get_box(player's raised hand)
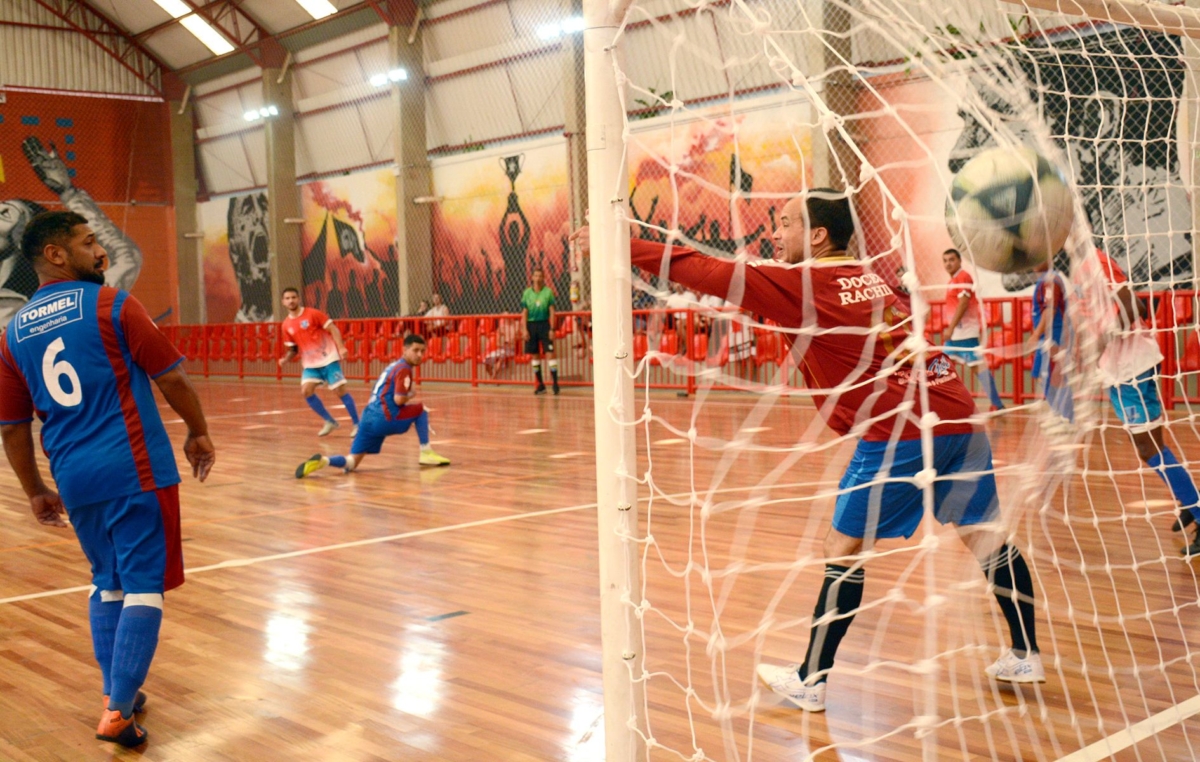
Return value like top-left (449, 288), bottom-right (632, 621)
top-left (569, 225), bottom-right (590, 257)
top-left (184, 433), bottom-right (216, 482)
top-left (30, 488), bottom-right (67, 528)
top-left (21, 137), bottom-right (72, 194)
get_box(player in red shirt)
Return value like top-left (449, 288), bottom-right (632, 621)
top-left (1085, 250), bottom-right (1200, 552)
top-left (573, 190), bottom-right (1043, 711)
top-left (940, 248), bottom-right (1005, 411)
top-left (277, 287), bottom-right (360, 437)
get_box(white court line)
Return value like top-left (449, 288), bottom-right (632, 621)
top-left (654, 438), bottom-right (688, 445)
top-left (1055, 695), bottom-right (1200, 762)
top-left (549, 451), bottom-right (587, 459)
top-left (517, 428), bottom-right (550, 435)
top-left (0, 479), bottom-right (824, 606)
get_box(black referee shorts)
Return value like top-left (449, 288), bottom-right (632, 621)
top-left (525, 320), bottom-right (554, 355)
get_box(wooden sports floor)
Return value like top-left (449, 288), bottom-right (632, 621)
top-left (3, 378), bottom-right (1200, 761)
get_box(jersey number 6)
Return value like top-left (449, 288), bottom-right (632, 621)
top-left (42, 337), bottom-right (83, 407)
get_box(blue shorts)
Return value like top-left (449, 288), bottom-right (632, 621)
top-left (301, 361), bottom-right (347, 389)
top-left (832, 433), bottom-right (999, 540)
top-left (1109, 369), bottom-right (1163, 431)
top-left (943, 337), bottom-right (983, 364)
top-left (67, 486), bottom-right (184, 594)
top-left (351, 410), bottom-right (425, 455)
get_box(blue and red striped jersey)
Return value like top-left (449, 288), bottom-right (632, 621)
top-left (366, 358), bottom-right (423, 421)
top-left (0, 281), bottom-right (183, 507)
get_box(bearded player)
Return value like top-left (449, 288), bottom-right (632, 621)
top-left (294, 334), bottom-right (450, 477)
top-left (573, 189), bottom-right (1042, 712)
top-left (277, 287), bottom-right (360, 437)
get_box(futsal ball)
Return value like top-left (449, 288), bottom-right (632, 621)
top-left (945, 146), bottom-right (1073, 273)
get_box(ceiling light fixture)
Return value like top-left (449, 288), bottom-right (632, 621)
top-left (294, 0), bottom-right (338, 19)
top-left (151, 0), bottom-right (235, 56)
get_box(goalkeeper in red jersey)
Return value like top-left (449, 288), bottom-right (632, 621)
top-left (573, 190), bottom-right (1043, 712)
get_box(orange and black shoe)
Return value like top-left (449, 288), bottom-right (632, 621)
top-left (101, 690), bottom-right (147, 715)
top-left (96, 708), bottom-right (148, 748)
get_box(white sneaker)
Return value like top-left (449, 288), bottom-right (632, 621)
top-left (350, 424), bottom-right (359, 438)
top-left (756, 663), bottom-right (826, 712)
top-left (318, 420), bottom-right (339, 437)
top-left (985, 649), bottom-right (1046, 683)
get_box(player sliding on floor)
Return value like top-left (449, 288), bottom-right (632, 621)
top-left (573, 190), bottom-right (1043, 713)
top-left (295, 334), bottom-right (450, 477)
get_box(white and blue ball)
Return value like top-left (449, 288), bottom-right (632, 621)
top-left (946, 145), bottom-right (1073, 273)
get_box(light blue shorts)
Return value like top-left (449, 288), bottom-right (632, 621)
top-left (1109, 369), bottom-right (1163, 432)
top-left (943, 337), bottom-right (983, 364)
top-left (301, 361), bottom-right (347, 389)
top-left (832, 433), bottom-right (999, 540)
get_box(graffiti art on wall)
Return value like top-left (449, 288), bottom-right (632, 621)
top-left (625, 103), bottom-right (813, 265)
top-left (431, 139), bottom-right (572, 315)
top-left (200, 192), bottom-right (271, 323)
top-left (0, 90), bottom-right (172, 325)
top-left (301, 169), bottom-right (399, 319)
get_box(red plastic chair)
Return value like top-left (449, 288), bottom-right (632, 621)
top-left (1183, 331), bottom-right (1200, 373)
top-left (426, 336), bottom-right (446, 363)
top-left (633, 334), bottom-right (648, 362)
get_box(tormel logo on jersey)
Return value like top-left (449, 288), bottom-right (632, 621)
top-left (13, 289), bottom-right (84, 343)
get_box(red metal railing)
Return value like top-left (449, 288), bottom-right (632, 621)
top-left (160, 292), bottom-right (1200, 405)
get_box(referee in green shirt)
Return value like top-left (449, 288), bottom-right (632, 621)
top-left (521, 267), bottom-right (558, 394)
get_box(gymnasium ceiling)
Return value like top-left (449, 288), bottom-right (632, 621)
top-left (7, 0), bottom-right (417, 93)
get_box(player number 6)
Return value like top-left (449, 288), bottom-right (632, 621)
top-left (42, 337), bottom-right (83, 407)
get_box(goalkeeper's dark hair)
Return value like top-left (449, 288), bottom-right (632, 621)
top-left (404, 333), bottom-right (427, 347)
top-left (805, 189), bottom-right (856, 251)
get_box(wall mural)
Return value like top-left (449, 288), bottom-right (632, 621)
top-left (626, 102), bottom-right (813, 260)
top-left (0, 89), bottom-right (173, 325)
top-left (431, 140), bottom-right (572, 315)
top-left (300, 169), bottom-right (399, 319)
top-left (200, 192), bottom-right (271, 323)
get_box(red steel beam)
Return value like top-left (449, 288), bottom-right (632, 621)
top-left (27, 0), bottom-right (186, 98)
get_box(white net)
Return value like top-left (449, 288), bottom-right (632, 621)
top-left (602, 0), bottom-right (1200, 759)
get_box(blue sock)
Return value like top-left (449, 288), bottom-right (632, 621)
top-left (89, 594), bottom-right (123, 695)
top-left (415, 410), bottom-right (430, 446)
top-left (1045, 381), bottom-right (1075, 422)
top-left (329, 455), bottom-right (347, 468)
top-left (306, 394), bottom-right (335, 423)
top-left (1148, 448), bottom-right (1200, 517)
top-left (108, 604), bottom-right (162, 717)
top-left (980, 367), bottom-right (1004, 409)
top-left (340, 394), bottom-right (360, 424)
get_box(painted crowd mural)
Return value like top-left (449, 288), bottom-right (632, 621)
top-left (194, 26), bottom-right (1188, 323)
top-left (301, 169), bottom-right (400, 320)
top-left (0, 89), bottom-right (174, 325)
top-left (430, 139), bottom-right (573, 316)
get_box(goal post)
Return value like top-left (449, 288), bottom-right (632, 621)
top-left (584, 0), bottom-right (646, 759)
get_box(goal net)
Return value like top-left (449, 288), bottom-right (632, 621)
top-left (594, 0), bottom-right (1200, 758)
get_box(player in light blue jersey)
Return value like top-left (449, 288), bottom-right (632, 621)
top-left (0, 212), bottom-right (214, 749)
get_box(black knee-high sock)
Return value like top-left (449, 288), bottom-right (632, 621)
top-left (981, 544), bottom-right (1038, 655)
top-left (799, 564), bottom-right (865, 683)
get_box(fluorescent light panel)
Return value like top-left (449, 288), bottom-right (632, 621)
top-left (151, 0), bottom-right (190, 18)
top-left (294, 0), bottom-right (338, 19)
top-left (180, 15), bottom-right (235, 55)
